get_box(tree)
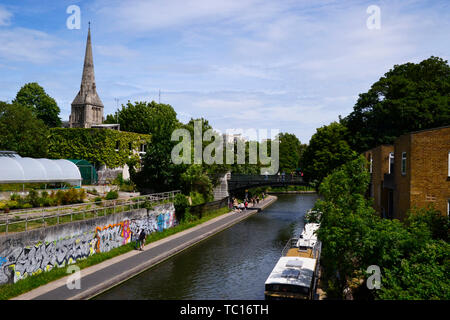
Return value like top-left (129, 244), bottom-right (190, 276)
top-left (13, 82), bottom-right (61, 128)
top-left (104, 101), bottom-right (179, 135)
top-left (130, 102), bottom-right (185, 192)
top-left (278, 132), bottom-right (303, 173)
top-left (0, 101), bottom-right (49, 157)
top-left (342, 56), bottom-right (450, 152)
top-left (300, 122), bottom-right (357, 186)
top-left (314, 156), bottom-right (450, 300)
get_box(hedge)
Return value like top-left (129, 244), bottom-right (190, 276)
top-left (48, 128), bottom-right (150, 169)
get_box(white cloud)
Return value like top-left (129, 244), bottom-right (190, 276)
top-left (0, 28), bottom-right (64, 64)
top-left (0, 6), bottom-right (12, 26)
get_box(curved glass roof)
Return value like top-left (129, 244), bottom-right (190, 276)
top-left (0, 155), bottom-right (82, 185)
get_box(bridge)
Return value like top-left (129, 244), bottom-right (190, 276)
top-left (226, 174), bottom-right (307, 192)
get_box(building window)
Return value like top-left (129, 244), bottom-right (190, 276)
top-left (115, 141), bottom-right (120, 151)
top-left (389, 152), bottom-right (394, 174)
top-left (448, 151), bottom-right (450, 177)
top-left (139, 144), bottom-right (147, 154)
top-left (401, 152), bottom-right (406, 175)
top-left (369, 154), bottom-right (373, 173)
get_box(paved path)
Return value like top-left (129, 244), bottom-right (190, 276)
top-left (12, 196), bottom-right (277, 300)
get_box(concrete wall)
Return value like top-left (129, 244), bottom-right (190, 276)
top-left (0, 203), bottom-right (176, 285)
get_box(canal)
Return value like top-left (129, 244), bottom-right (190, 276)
top-left (94, 194), bottom-right (318, 300)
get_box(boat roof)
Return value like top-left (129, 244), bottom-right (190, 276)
top-left (296, 223), bottom-right (320, 248)
top-left (265, 256), bottom-right (316, 288)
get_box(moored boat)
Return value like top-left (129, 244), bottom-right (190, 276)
top-left (264, 218), bottom-right (321, 300)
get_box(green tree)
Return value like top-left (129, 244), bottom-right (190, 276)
top-left (314, 156), bottom-right (450, 300)
top-left (342, 56), bottom-right (450, 152)
top-left (278, 132), bottom-right (303, 173)
top-left (13, 82), bottom-right (61, 128)
top-left (130, 102), bottom-right (185, 192)
top-left (105, 101), bottom-right (179, 135)
top-left (0, 101), bottom-right (48, 157)
top-left (300, 122), bottom-right (357, 186)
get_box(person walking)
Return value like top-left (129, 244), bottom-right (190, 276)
top-left (134, 229), bottom-right (141, 250)
top-left (138, 229), bottom-right (147, 251)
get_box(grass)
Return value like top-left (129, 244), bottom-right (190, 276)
top-left (0, 206), bottom-right (231, 300)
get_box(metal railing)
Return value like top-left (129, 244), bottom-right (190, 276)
top-left (0, 190), bottom-right (180, 235)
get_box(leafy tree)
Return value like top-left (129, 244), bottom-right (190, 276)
top-left (104, 101), bottom-right (179, 135)
top-left (13, 82), bottom-right (61, 128)
top-left (314, 156), bottom-right (450, 300)
top-left (342, 56), bottom-right (450, 152)
top-left (0, 101), bottom-right (48, 157)
top-left (300, 122), bottom-right (357, 186)
top-left (130, 102), bottom-right (185, 192)
top-left (278, 132), bottom-right (303, 173)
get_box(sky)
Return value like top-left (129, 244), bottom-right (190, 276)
top-left (0, 0), bottom-right (449, 143)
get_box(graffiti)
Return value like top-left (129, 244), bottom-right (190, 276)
top-left (94, 220), bottom-right (132, 253)
top-left (0, 204), bottom-right (177, 284)
top-left (0, 233), bottom-right (97, 284)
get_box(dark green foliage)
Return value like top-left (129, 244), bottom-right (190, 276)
top-left (174, 193), bottom-right (190, 221)
top-left (48, 128), bottom-right (150, 169)
top-left (104, 100), bottom-right (178, 135)
top-left (343, 56), bottom-right (450, 152)
top-left (315, 157), bottom-right (450, 300)
top-left (105, 190), bottom-right (119, 200)
top-left (278, 132), bottom-right (304, 173)
top-left (13, 82), bottom-right (61, 128)
top-left (300, 122), bottom-right (358, 186)
top-left (0, 101), bottom-right (49, 158)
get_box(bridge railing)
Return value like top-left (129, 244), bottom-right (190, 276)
top-left (228, 174), bottom-right (304, 183)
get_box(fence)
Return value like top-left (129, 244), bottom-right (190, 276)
top-left (0, 190), bottom-right (180, 235)
top-left (189, 196), bottom-right (230, 218)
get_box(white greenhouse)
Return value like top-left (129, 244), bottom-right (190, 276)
top-left (0, 151), bottom-right (82, 186)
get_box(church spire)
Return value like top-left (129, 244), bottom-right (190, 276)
top-left (80, 22), bottom-right (96, 94)
top-left (69, 23), bottom-right (104, 128)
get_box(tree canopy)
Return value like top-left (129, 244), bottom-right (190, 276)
top-left (277, 132), bottom-right (304, 173)
top-left (13, 82), bottom-right (61, 128)
top-left (342, 56), bottom-right (450, 152)
top-left (300, 122), bottom-right (357, 186)
top-left (0, 101), bottom-right (49, 158)
top-left (314, 157), bottom-right (450, 300)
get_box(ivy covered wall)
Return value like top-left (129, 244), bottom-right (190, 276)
top-left (48, 128), bottom-right (150, 169)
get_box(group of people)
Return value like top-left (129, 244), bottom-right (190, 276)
top-left (229, 192), bottom-right (266, 213)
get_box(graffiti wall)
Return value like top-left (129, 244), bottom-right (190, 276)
top-left (0, 203), bottom-right (176, 284)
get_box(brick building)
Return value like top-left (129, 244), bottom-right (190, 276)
top-left (364, 126), bottom-right (450, 220)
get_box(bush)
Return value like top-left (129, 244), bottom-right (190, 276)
top-left (105, 190), bottom-right (119, 200)
top-left (174, 193), bottom-right (190, 221)
top-left (94, 196), bottom-right (103, 203)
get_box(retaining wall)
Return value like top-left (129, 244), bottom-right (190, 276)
top-left (0, 203), bottom-right (176, 285)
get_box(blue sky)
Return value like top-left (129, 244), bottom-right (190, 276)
top-left (0, 0), bottom-right (449, 143)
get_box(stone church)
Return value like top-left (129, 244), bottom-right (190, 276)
top-left (69, 25), bottom-right (105, 128)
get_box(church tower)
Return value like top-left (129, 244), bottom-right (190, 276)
top-left (69, 24), bottom-right (104, 128)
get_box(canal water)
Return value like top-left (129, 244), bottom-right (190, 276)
top-left (94, 194), bottom-right (318, 300)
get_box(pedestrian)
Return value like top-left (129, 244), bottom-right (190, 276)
top-left (138, 228), bottom-right (146, 251)
top-left (135, 229), bottom-right (141, 250)
top-left (244, 200), bottom-right (248, 210)
top-left (233, 198), bottom-right (239, 211)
